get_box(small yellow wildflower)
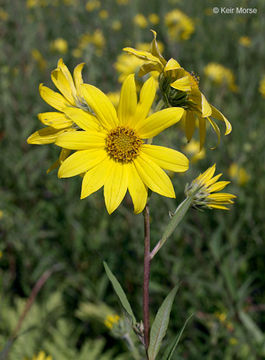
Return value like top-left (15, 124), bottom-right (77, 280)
top-left (0, 250), bottom-right (2, 259)
top-left (25, 351), bottom-right (52, 360)
top-left (111, 20), bottom-right (122, 31)
top-left (85, 0), bottom-right (100, 12)
top-left (226, 321), bottom-right (234, 331)
top-left (239, 36), bottom-right (251, 47)
top-left (27, 0), bottom-right (39, 8)
top-left (0, 210), bottom-right (3, 219)
top-left (229, 337), bottom-right (238, 346)
top-left (104, 314), bottom-right (120, 329)
top-left (148, 13), bottom-right (160, 25)
top-left (186, 164), bottom-right (236, 210)
top-left (50, 38), bottom-right (68, 54)
top-left (124, 31), bottom-right (231, 148)
top-left (72, 48), bottom-right (82, 58)
top-left (228, 163), bottom-right (250, 186)
top-left (183, 140), bottom-right (205, 163)
top-left (164, 9), bottom-right (195, 41)
top-left (133, 14), bottom-right (148, 28)
top-left (116, 0), bottom-right (129, 5)
top-left (259, 76), bottom-right (265, 98)
top-left (204, 63), bottom-right (237, 92)
top-left (215, 311), bottom-right (227, 323)
top-left (31, 49), bottom-right (47, 71)
top-left (55, 75), bottom-right (188, 213)
top-left (99, 9), bottom-right (108, 19)
top-left (0, 8), bottom-right (8, 21)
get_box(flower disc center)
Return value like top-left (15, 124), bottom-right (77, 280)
top-left (105, 126), bottom-right (143, 163)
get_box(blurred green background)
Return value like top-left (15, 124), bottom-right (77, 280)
top-left (0, 0), bottom-right (265, 359)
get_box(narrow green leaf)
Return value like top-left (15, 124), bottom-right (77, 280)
top-left (239, 310), bottom-right (264, 344)
top-left (148, 286), bottom-right (178, 360)
top-left (103, 262), bottom-right (136, 325)
top-left (162, 314), bottom-right (193, 360)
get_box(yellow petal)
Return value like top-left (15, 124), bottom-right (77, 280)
top-left (138, 62), bottom-right (162, 77)
top-left (58, 149), bottom-right (106, 178)
top-left (57, 58), bottom-right (76, 98)
top-left (201, 93), bottom-right (212, 117)
top-left (170, 76), bottom-right (191, 92)
top-left (63, 107), bottom-right (101, 131)
top-left (185, 110), bottom-right (196, 142)
top-left (209, 204), bottom-right (229, 210)
top-left (81, 84), bottom-right (118, 130)
top-left (51, 68), bottom-right (76, 105)
top-left (39, 83), bottom-right (71, 111)
top-left (141, 144), bottom-right (189, 172)
top-left (38, 112), bottom-right (73, 129)
top-left (135, 107), bottom-right (184, 139)
top-left (197, 164), bottom-right (216, 183)
top-left (207, 193), bottom-right (236, 201)
top-left (208, 181), bottom-right (230, 193)
top-left (132, 77), bottom-right (157, 127)
top-left (127, 162), bottom-right (148, 214)
top-left (81, 157), bottom-right (111, 199)
top-left (123, 47), bottom-right (162, 64)
top-left (199, 117), bottom-right (206, 149)
top-left (117, 74), bottom-right (137, 125)
top-left (134, 154), bottom-right (175, 198)
top-left (150, 29), bottom-right (166, 65)
top-left (210, 105), bottom-right (232, 135)
top-left (164, 58), bottom-right (181, 72)
top-left (27, 127), bottom-right (69, 144)
top-left (73, 62), bottom-right (85, 95)
top-left (55, 131), bottom-right (106, 150)
top-left (104, 162), bottom-right (128, 214)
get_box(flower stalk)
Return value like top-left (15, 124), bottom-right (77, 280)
top-left (143, 204), bottom-right (151, 351)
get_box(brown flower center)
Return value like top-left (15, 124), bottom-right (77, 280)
top-left (105, 126), bottom-right (143, 163)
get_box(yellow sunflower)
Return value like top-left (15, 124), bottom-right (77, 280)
top-left (123, 31), bottom-right (231, 148)
top-left (55, 75), bottom-right (189, 214)
top-left (27, 58), bottom-right (86, 145)
top-left (186, 164), bottom-right (236, 210)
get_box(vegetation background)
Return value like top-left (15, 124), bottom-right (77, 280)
top-left (0, 0), bottom-right (265, 359)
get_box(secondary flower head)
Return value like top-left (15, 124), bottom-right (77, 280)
top-left (123, 31), bottom-right (232, 148)
top-left (204, 63), bottom-right (237, 92)
top-left (185, 164), bottom-right (236, 210)
top-left (164, 9), bottom-right (195, 41)
top-left (56, 75), bottom-right (189, 214)
top-left (27, 58), bottom-right (86, 145)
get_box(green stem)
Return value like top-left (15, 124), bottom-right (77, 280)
top-left (150, 197), bottom-right (193, 260)
top-left (123, 333), bottom-right (141, 360)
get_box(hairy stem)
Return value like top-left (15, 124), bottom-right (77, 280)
top-left (143, 205), bottom-right (151, 353)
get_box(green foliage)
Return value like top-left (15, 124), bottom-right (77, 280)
top-left (148, 286), bottom-right (178, 360)
top-left (104, 262), bottom-right (136, 325)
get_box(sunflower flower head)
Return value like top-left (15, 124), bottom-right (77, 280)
top-left (27, 59), bottom-right (86, 146)
top-left (123, 31), bottom-right (232, 148)
top-left (185, 164), bottom-right (236, 210)
top-left (23, 351), bottom-right (52, 360)
top-left (56, 75), bottom-right (189, 214)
